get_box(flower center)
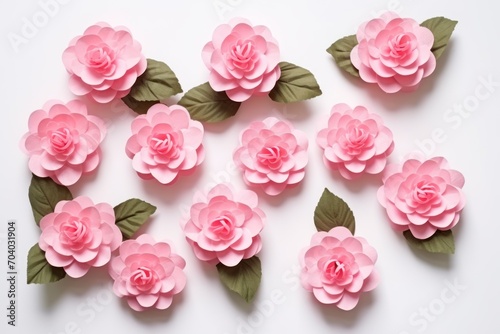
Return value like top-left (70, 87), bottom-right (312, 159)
top-left (149, 133), bottom-right (180, 159)
top-left (340, 125), bottom-right (373, 155)
top-left (59, 218), bottom-right (90, 248)
top-left (412, 181), bottom-right (438, 204)
top-left (229, 41), bottom-right (256, 71)
top-left (388, 33), bottom-right (412, 58)
top-left (130, 266), bottom-right (157, 291)
top-left (324, 259), bottom-right (347, 282)
top-left (257, 145), bottom-right (288, 170)
top-left (85, 45), bottom-right (116, 73)
top-left (50, 127), bottom-right (74, 154)
top-left (209, 215), bottom-right (235, 240)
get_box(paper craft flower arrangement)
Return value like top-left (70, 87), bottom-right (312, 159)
top-left (20, 12), bottom-right (464, 317)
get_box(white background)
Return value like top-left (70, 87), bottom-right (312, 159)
top-left (1, 0), bottom-right (499, 333)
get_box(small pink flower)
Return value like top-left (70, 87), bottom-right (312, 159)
top-left (300, 227), bottom-right (379, 311)
top-left (20, 100), bottom-right (106, 186)
top-left (377, 156), bottom-right (466, 239)
top-left (38, 196), bottom-right (122, 278)
top-left (125, 104), bottom-right (205, 184)
top-left (350, 12), bottom-right (436, 93)
top-left (317, 103), bottom-right (394, 180)
top-left (109, 234), bottom-right (186, 312)
top-left (233, 117), bottom-right (308, 196)
top-left (62, 22), bottom-right (147, 103)
top-left (182, 184), bottom-right (265, 267)
top-left (202, 18), bottom-right (281, 102)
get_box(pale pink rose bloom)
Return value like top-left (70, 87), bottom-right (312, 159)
top-left (350, 12), bottom-right (436, 93)
top-left (377, 157), bottom-right (466, 239)
top-left (317, 103), bottom-right (394, 180)
top-left (182, 184), bottom-right (265, 267)
top-left (62, 22), bottom-right (147, 103)
top-left (202, 18), bottom-right (281, 102)
top-left (20, 100), bottom-right (106, 186)
top-left (38, 196), bottom-right (122, 278)
top-left (233, 117), bottom-right (308, 196)
top-left (109, 234), bottom-right (186, 312)
top-left (125, 104), bottom-right (204, 185)
top-left (300, 227), bottom-right (379, 311)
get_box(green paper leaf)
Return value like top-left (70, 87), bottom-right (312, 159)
top-left (121, 95), bottom-right (159, 115)
top-left (269, 61), bottom-right (322, 103)
top-left (326, 34), bottom-right (360, 77)
top-left (314, 188), bottom-right (355, 234)
top-left (403, 230), bottom-right (455, 254)
top-left (128, 58), bottom-right (183, 101)
top-left (27, 243), bottom-right (66, 284)
top-left (113, 198), bottom-right (157, 239)
top-left (178, 82), bottom-right (241, 122)
top-left (216, 256), bottom-right (262, 303)
top-left (421, 17), bottom-right (458, 60)
top-left (28, 175), bottom-right (73, 226)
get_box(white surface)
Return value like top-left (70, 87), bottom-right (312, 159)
top-left (1, 0), bottom-right (499, 333)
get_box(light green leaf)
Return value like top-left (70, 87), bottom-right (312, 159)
top-left (121, 95), bottom-right (160, 115)
top-left (113, 199), bottom-right (157, 239)
top-left (314, 188), bottom-right (355, 234)
top-left (27, 243), bottom-right (66, 284)
top-left (269, 61), bottom-right (322, 103)
top-left (128, 58), bottom-right (182, 101)
top-left (326, 34), bottom-right (360, 77)
top-left (28, 175), bottom-right (73, 226)
top-left (403, 230), bottom-right (455, 254)
top-left (421, 17), bottom-right (458, 60)
top-left (178, 82), bottom-right (241, 122)
top-left (216, 256), bottom-right (262, 303)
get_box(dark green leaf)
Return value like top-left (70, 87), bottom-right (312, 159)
top-left (314, 188), bottom-right (355, 234)
top-left (128, 58), bottom-right (182, 101)
top-left (121, 95), bottom-right (160, 115)
top-left (28, 175), bottom-right (73, 226)
top-left (326, 34), bottom-right (360, 77)
top-left (269, 61), bottom-right (322, 103)
top-left (216, 256), bottom-right (261, 303)
top-left (178, 82), bottom-right (241, 122)
top-left (403, 230), bottom-right (455, 254)
top-left (27, 243), bottom-right (66, 284)
top-left (114, 198), bottom-right (157, 239)
top-left (421, 17), bottom-right (458, 60)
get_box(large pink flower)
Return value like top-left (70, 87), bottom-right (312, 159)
top-left (20, 100), bottom-right (106, 186)
top-left (300, 227), bottom-right (379, 311)
top-left (109, 234), bottom-right (186, 312)
top-left (62, 22), bottom-right (147, 103)
top-left (202, 18), bottom-right (281, 102)
top-left (317, 103), bottom-right (394, 180)
top-left (39, 196), bottom-right (122, 278)
top-left (350, 12), bottom-right (436, 93)
top-left (125, 104), bottom-right (204, 184)
top-left (377, 157), bottom-right (466, 239)
top-left (182, 184), bottom-right (265, 267)
top-left (233, 117), bottom-right (308, 196)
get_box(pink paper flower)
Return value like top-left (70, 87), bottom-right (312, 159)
top-left (300, 227), bottom-right (379, 311)
top-left (377, 157), bottom-right (466, 239)
top-left (202, 18), bottom-right (281, 102)
top-left (20, 100), bottom-right (106, 186)
top-left (316, 103), bottom-right (394, 180)
top-left (350, 12), bottom-right (436, 93)
top-left (109, 234), bottom-right (186, 312)
top-left (233, 117), bottom-right (308, 196)
top-left (125, 104), bottom-right (204, 184)
top-left (38, 196), bottom-right (122, 278)
top-left (62, 22), bottom-right (147, 103)
top-left (182, 184), bottom-right (265, 267)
